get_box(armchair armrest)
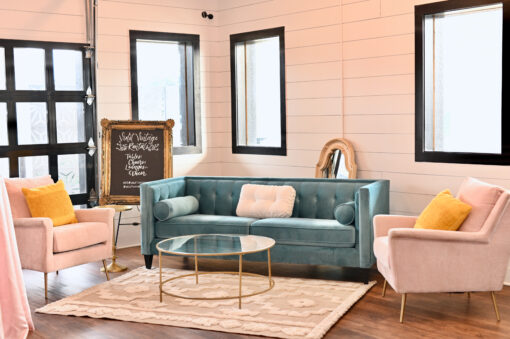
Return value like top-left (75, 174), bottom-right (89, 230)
top-left (75, 208), bottom-right (115, 223)
top-left (75, 208), bottom-right (115, 249)
top-left (13, 218), bottom-right (53, 271)
top-left (373, 215), bottom-right (417, 238)
top-left (386, 228), bottom-right (496, 292)
top-left (389, 228), bottom-right (489, 244)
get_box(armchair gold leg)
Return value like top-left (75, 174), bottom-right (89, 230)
top-left (400, 293), bottom-right (407, 323)
top-left (491, 292), bottom-right (501, 321)
top-left (102, 260), bottom-right (110, 281)
top-left (44, 272), bottom-right (48, 300)
top-left (382, 279), bottom-right (387, 297)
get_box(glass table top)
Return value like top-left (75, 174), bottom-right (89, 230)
top-left (156, 234), bottom-right (275, 256)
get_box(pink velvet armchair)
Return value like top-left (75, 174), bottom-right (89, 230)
top-left (5, 176), bottom-right (114, 299)
top-left (373, 178), bottom-right (510, 323)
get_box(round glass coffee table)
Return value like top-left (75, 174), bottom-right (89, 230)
top-left (156, 234), bottom-right (275, 309)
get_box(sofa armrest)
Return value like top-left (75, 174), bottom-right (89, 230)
top-left (373, 215), bottom-right (417, 238)
top-left (140, 177), bottom-right (186, 255)
top-left (13, 218), bottom-right (54, 271)
top-left (357, 180), bottom-right (390, 268)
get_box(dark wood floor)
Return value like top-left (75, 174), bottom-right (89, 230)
top-left (25, 247), bottom-right (510, 338)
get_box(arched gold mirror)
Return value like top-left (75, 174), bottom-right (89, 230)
top-left (315, 138), bottom-right (357, 179)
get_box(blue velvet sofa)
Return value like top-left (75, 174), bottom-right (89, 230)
top-left (140, 176), bottom-right (389, 277)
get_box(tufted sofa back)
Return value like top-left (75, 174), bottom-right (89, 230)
top-left (180, 177), bottom-right (367, 220)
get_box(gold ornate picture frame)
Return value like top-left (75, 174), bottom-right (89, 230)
top-left (100, 119), bottom-right (174, 205)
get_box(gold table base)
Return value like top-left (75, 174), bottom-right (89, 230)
top-left (101, 254), bottom-right (128, 273)
top-left (159, 250), bottom-right (274, 309)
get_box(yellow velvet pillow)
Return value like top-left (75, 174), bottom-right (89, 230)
top-left (414, 189), bottom-right (472, 231)
top-left (22, 180), bottom-right (78, 226)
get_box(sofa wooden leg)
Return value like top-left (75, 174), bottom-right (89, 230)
top-left (144, 255), bottom-right (153, 269)
top-left (382, 279), bottom-right (387, 297)
top-left (102, 260), bottom-right (110, 281)
top-left (400, 293), bottom-right (407, 323)
top-left (44, 272), bottom-right (48, 300)
top-left (491, 292), bottom-right (501, 321)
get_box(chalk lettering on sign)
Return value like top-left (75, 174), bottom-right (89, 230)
top-left (115, 131), bottom-right (160, 152)
top-left (124, 153), bottom-right (148, 177)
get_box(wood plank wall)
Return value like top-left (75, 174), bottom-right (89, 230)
top-left (216, 0), bottom-right (343, 177)
top-left (340, 0), bottom-right (510, 218)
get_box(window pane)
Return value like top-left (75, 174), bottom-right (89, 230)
top-left (0, 48), bottom-right (5, 90)
top-left (0, 103), bottom-right (7, 146)
top-left (56, 102), bottom-right (85, 143)
top-left (53, 49), bottom-right (84, 91)
top-left (16, 103), bottom-right (48, 145)
top-left (424, 4), bottom-right (502, 154)
top-left (58, 154), bottom-right (86, 194)
top-left (14, 48), bottom-right (46, 90)
top-left (0, 158), bottom-right (9, 177)
top-left (18, 155), bottom-right (49, 178)
top-left (136, 40), bottom-right (187, 146)
top-left (235, 37), bottom-right (281, 147)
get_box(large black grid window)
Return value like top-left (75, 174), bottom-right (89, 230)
top-left (0, 39), bottom-right (95, 205)
top-left (130, 30), bottom-right (202, 155)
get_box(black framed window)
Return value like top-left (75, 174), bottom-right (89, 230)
top-left (230, 27), bottom-right (286, 156)
top-left (129, 30), bottom-right (201, 155)
top-left (0, 39), bottom-right (95, 206)
top-left (415, 0), bottom-right (509, 165)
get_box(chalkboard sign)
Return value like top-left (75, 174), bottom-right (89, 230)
top-left (100, 119), bottom-right (174, 205)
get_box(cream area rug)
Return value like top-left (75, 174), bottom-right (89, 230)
top-left (37, 267), bottom-right (375, 339)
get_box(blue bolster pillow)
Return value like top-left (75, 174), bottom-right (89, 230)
top-left (153, 196), bottom-right (199, 221)
top-left (334, 201), bottom-right (356, 225)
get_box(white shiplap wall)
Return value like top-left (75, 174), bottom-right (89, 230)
top-left (215, 0), bottom-right (343, 178)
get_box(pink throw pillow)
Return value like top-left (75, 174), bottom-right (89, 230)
top-left (457, 177), bottom-right (503, 232)
top-left (4, 175), bottom-right (54, 218)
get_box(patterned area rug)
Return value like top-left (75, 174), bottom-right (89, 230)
top-left (37, 267), bottom-right (375, 339)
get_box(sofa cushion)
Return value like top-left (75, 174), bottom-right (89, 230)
top-left (250, 218), bottom-right (355, 248)
top-left (53, 222), bottom-right (108, 253)
top-left (334, 201), bottom-right (355, 225)
top-left (154, 195), bottom-right (199, 221)
top-left (236, 184), bottom-right (296, 218)
top-left (155, 214), bottom-right (257, 239)
top-left (4, 175), bottom-right (54, 218)
top-left (457, 177), bottom-right (504, 232)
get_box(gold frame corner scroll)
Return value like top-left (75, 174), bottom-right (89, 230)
top-left (315, 138), bottom-right (357, 179)
top-left (100, 119), bottom-right (174, 205)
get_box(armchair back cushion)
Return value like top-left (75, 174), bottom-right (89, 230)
top-left (4, 175), bottom-right (54, 219)
top-left (457, 177), bottom-right (504, 232)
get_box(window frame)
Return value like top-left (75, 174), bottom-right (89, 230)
top-left (0, 38), bottom-right (96, 206)
top-left (415, 0), bottom-right (510, 165)
top-left (129, 30), bottom-right (202, 155)
top-left (230, 27), bottom-right (287, 156)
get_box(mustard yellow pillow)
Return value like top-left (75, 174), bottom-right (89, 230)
top-left (414, 189), bottom-right (472, 231)
top-left (22, 180), bottom-right (78, 226)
